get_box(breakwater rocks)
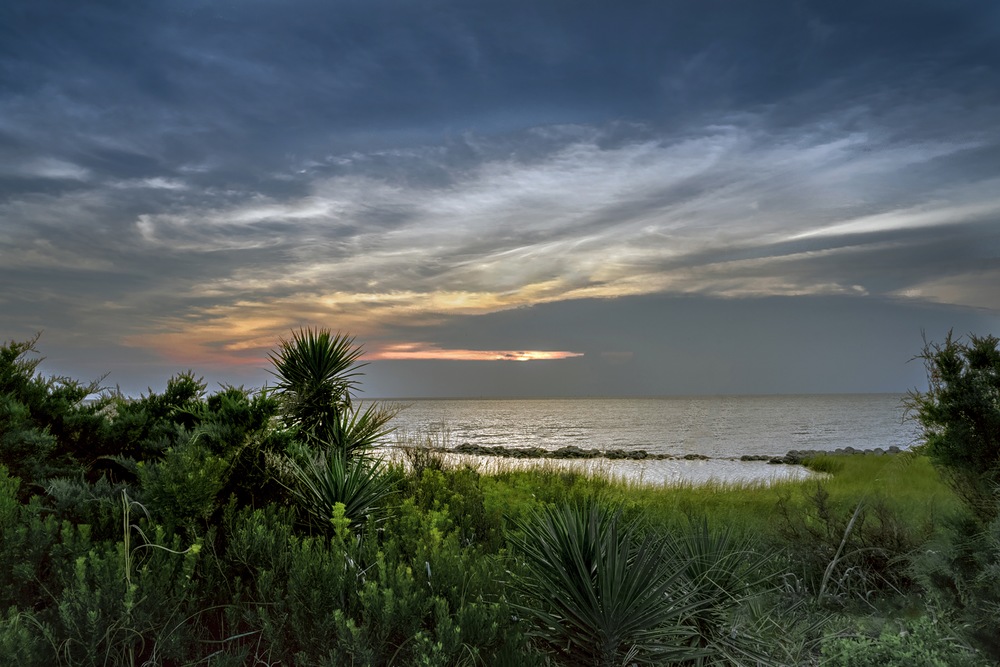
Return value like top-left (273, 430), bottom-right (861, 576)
top-left (445, 442), bottom-right (904, 464)
top-left (450, 443), bottom-right (710, 461)
top-left (743, 445), bottom-right (904, 465)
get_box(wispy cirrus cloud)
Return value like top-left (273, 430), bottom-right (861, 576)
top-left (2, 0), bottom-right (998, 393)
top-left (5, 114), bottom-right (998, 372)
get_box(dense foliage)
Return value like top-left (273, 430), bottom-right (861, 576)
top-left (908, 332), bottom-right (1000, 522)
top-left (907, 332), bottom-right (1000, 662)
top-left (0, 331), bottom-right (996, 665)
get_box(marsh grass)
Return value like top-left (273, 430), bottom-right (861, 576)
top-left (627, 453), bottom-right (958, 537)
top-left (466, 451), bottom-right (961, 575)
top-left (801, 453), bottom-right (959, 521)
top-left (389, 447), bottom-right (958, 540)
top-left (391, 428), bottom-right (450, 476)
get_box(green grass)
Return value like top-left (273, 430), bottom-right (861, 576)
top-left (469, 452), bottom-right (960, 541)
top-left (389, 436), bottom-right (962, 539)
top-left (800, 453), bottom-right (960, 519)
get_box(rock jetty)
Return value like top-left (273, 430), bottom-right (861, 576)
top-left (438, 442), bottom-right (902, 464)
top-left (743, 445), bottom-right (904, 465)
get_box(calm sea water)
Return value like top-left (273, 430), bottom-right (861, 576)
top-left (384, 394), bottom-right (918, 459)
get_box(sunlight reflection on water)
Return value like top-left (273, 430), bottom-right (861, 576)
top-left (384, 395), bottom-right (916, 460)
top-left (385, 449), bottom-right (819, 486)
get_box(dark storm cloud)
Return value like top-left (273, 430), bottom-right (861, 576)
top-left (2, 0), bottom-right (999, 393)
top-left (4, 1), bottom-right (996, 166)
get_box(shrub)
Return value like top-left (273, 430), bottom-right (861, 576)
top-left (0, 335), bottom-right (107, 494)
top-left (410, 467), bottom-right (504, 550)
top-left (907, 332), bottom-right (1000, 522)
top-left (0, 608), bottom-right (47, 665)
top-left (776, 483), bottom-right (929, 605)
top-left (102, 372), bottom-right (206, 463)
top-left (820, 615), bottom-right (980, 667)
top-left (138, 439), bottom-right (229, 530)
top-left (510, 499), bottom-right (704, 666)
top-left (911, 507), bottom-right (1000, 661)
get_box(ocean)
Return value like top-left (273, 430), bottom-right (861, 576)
top-left (381, 394), bottom-right (919, 484)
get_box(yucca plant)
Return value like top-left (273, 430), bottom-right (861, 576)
top-left (510, 500), bottom-right (705, 667)
top-left (323, 400), bottom-right (398, 459)
top-left (269, 328), bottom-right (363, 420)
top-left (664, 520), bottom-right (786, 666)
top-left (268, 328), bottom-right (396, 457)
top-left (284, 445), bottom-right (397, 531)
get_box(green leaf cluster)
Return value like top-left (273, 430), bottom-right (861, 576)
top-left (908, 332), bottom-right (1000, 521)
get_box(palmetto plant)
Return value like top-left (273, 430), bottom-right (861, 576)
top-left (510, 500), bottom-right (705, 667)
top-left (268, 328), bottom-right (396, 458)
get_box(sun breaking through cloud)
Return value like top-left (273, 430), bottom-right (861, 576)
top-left (367, 344), bottom-right (584, 362)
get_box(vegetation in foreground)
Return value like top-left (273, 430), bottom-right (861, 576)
top-left (0, 329), bottom-right (998, 665)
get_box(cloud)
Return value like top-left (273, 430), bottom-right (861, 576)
top-left (3, 158), bottom-right (91, 181)
top-left (4, 113), bottom-right (999, 371)
top-left (2, 0), bottom-right (999, 393)
top-left (896, 268), bottom-right (1000, 312)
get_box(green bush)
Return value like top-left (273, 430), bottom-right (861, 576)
top-left (820, 616), bottom-right (979, 667)
top-left (777, 482), bottom-right (929, 604)
top-left (905, 332), bottom-right (1000, 661)
top-left (220, 498), bottom-right (528, 665)
top-left (409, 466), bottom-right (504, 550)
top-left (907, 332), bottom-right (1000, 522)
top-left (0, 485), bottom-right (208, 665)
top-left (102, 372), bottom-right (206, 463)
top-left (0, 336), bottom-right (107, 494)
top-left (911, 507), bottom-right (1000, 661)
top-left (138, 439), bottom-right (229, 530)
top-left (0, 608), bottom-right (47, 665)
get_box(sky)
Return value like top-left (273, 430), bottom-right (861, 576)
top-left (2, 0), bottom-right (999, 397)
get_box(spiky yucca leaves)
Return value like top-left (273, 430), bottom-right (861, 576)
top-left (284, 446), bottom-right (397, 531)
top-left (269, 328), bottom-right (363, 402)
top-left (664, 520), bottom-right (786, 666)
top-left (269, 328), bottom-right (361, 438)
top-left (268, 328), bottom-right (396, 457)
top-left (511, 500), bottom-right (705, 667)
top-left (323, 400), bottom-right (398, 459)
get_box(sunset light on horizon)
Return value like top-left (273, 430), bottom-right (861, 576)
top-left (366, 343), bottom-right (584, 362)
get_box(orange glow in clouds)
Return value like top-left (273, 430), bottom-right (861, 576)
top-left (368, 343), bottom-right (584, 362)
top-left (120, 291), bottom-right (591, 369)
